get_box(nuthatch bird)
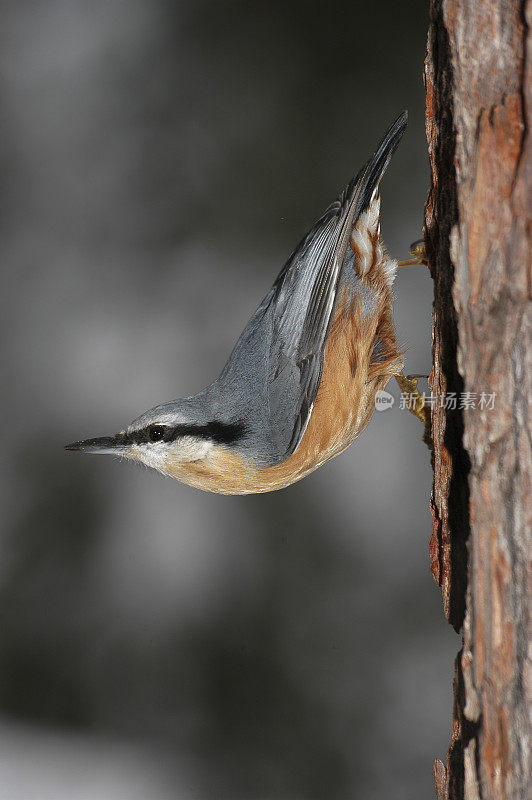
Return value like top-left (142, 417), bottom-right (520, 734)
top-left (67, 111), bottom-right (425, 494)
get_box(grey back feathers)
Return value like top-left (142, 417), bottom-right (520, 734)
top-left (134, 112), bottom-right (407, 467)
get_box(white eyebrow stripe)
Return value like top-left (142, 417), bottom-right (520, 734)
top-left (127, 412), bottom-right (190, 434)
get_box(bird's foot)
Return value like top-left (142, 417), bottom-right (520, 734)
top-left (394, 373), bottom-right (432, 449)
top-left (397, 239), bottom-right (428, 268)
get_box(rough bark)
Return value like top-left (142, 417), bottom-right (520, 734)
top-left (424, 2), bottom-right (531, 799)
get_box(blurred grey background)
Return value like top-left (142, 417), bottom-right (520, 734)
top-left (0, 1), bottom-right (457, 798)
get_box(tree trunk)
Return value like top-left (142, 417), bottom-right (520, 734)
top-left (424, 1), bottom-right (531, 799)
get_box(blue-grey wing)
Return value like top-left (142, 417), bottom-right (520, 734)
top-left (216, 112), bottom-right (407, 465)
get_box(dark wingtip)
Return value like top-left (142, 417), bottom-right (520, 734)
top-left (396, 108), bottom-right (408, 127)
top-left (353, 110), bottom-right (408, 216)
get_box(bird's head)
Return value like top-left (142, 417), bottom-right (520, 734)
top-left (65, 398), bottom-right (247, 480)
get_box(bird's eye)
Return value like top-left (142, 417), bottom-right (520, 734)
top-left (148, 425), bottom-right (166, 442)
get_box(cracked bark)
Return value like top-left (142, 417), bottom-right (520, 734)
top-left (424, 2), bottom-right (531, 799)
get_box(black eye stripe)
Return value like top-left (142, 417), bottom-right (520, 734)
top-left (122, 421), bottom-right (246, 447)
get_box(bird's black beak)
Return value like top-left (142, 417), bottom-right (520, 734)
top-left (65, 434), bottom-right (126, 454)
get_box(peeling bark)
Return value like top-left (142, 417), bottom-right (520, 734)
top-left (424, 1), bottom-right (531, 799)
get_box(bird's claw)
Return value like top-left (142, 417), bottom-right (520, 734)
top-left (397, 239), bottom-right (428, 268)
top-left (394, 373), bottom-right (432, 449)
